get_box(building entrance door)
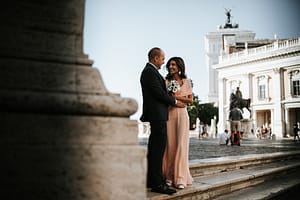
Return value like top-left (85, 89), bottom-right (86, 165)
top-left (256, 110), bottom-right (271, 138)
top-left (289, 108), bottom-right (300, 136)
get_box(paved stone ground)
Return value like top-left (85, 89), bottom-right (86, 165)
top-left (140, 135), bottom-right (300, 199)
top-left (138, 135), bottom-right (300, 160)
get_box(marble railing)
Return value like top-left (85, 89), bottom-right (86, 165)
top-left (220, 37), bottom-right (300, 64)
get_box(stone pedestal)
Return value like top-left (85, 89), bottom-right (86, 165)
top-left (0, 1), bottom-right (146, 199)
top-left (241, 119), bottom-right (254, 138)
top-left (1, 113), bottom-right (146, 199)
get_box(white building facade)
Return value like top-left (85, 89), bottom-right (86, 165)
top-left (214, 38), bottom-right (300, 138)
top-left (205, 27), bottom-right (256, 103)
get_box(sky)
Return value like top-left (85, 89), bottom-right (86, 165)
top-left (84, 0), bottom-right (300, 120)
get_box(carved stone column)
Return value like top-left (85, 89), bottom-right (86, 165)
top-left (272, 68), bottom-right (283, 139)
top-left (0, 1), bottom-right (146, 199)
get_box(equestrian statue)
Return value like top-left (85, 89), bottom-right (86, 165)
top-left (228, 87), bottom-right (251, 145)
top-left (229, 87), bottom-right (251, 116)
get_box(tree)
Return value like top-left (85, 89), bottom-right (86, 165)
top-left (198, 103), bottom-right (219, 126)
top-left (187, 94), bottom-right (219, 130)
top-left (187, 94), bottom-right (200, 130)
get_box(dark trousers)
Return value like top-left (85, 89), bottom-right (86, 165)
top-left (147, 120), bottom-right (167, 187)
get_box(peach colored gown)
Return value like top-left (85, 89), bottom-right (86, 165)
top-left (163, 79), bottom-right (193, 187)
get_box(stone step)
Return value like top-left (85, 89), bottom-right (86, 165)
top-left (189, 150), bottom-right (300, 177)
top-left (147, 151), bottom-right (300, 200)
top-left (212, 168), bottom-right (300, 200)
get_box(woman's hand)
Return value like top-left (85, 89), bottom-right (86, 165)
top-left (175, 100), bottom-right (186, 108)
top-left (174, 94), bottom-right (193, 104)
top-left (173, 92), bottom-right (180, 99)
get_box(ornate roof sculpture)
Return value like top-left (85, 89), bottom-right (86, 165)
top-left (220, 8), bottom-right (239, 29)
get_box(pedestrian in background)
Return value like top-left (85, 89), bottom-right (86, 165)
top-left (229, 104), bottom-right (243, 145)
top-left (293, 123), bottom-right (300, 141)
top-left (219, 129), bottom-right (230, 145)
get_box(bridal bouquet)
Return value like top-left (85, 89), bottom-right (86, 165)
top-left (167, 80), bottom-right (180, 93)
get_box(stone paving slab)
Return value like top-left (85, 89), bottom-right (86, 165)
top-left (189, 150), bottom-right (300, 166)
top-left (139, 136), bottom-right (300, 160)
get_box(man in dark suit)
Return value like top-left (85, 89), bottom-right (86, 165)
top-left (140, 47), bottom-right (184, 195)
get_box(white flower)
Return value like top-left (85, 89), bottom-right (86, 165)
top-left (167, 80), bottom-right (180, 93)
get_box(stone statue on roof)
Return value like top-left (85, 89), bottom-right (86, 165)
top-left (221, 8), bottom-right (238, 29)
top-left (225, 8), bottom-right (232, 24)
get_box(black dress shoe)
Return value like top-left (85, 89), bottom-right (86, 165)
top-left (147, 181), bottom-right (155, 188)
top-left (151, 184), bottom-right (176, 195)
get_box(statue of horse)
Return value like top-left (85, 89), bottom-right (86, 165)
top-left (230, 93), bottom-right (251, 116)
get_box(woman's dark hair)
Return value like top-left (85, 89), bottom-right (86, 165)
top-left (165, 57), bottom-right (187, 80)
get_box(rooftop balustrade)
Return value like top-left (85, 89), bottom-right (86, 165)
top-left (219, 37), bottom-right (300, 66)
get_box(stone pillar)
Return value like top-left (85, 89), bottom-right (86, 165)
top-left (285, 108), bottom-right (290, 137)
top-left (217, 77), bottom-right (226, 134)
top-left (252, 108), bottom-right (258, 135)
top-left (272, 68), bottom-right (283, 139)
top-left (210, 116), bottom-right (217, 138)
top-left (0, 1), bottom-right (146, 199)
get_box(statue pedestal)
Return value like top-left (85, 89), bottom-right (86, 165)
top-left (241, 119), bottom-right (254, 138)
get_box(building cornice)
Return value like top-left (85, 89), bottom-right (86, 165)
top-left (205, 29), bottom-right (255, 38)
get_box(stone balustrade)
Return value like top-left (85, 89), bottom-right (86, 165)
top-left (219, 37), bottom-right (300, 66)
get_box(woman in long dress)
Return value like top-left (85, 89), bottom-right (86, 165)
top-left (163, 57), bottom-right (193, 189)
